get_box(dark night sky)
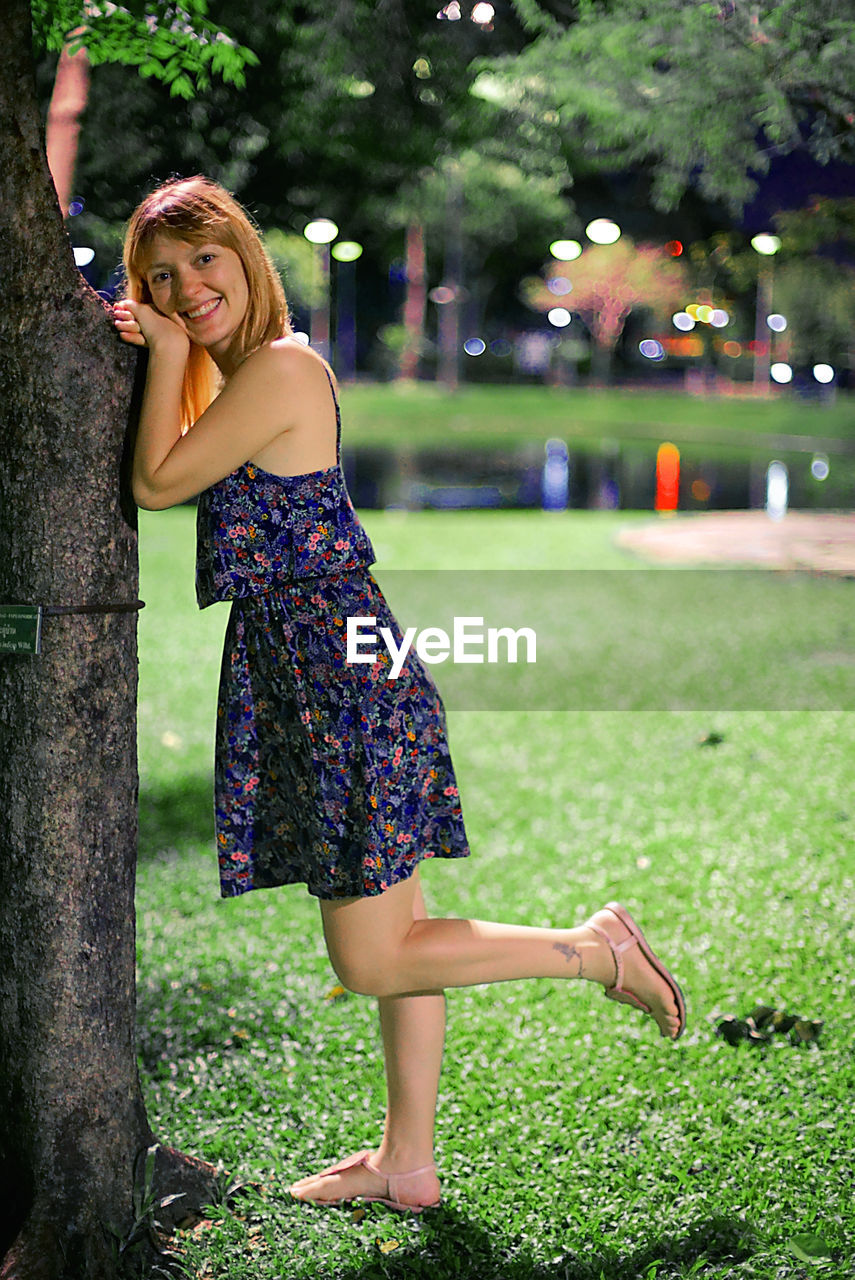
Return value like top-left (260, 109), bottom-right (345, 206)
top-left (741, 151), bottom-right (855, 234)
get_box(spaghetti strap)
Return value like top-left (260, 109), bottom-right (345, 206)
top-left (320, 362), bottom-right (342, 462)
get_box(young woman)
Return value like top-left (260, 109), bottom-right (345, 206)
top-left (115, 175), bottom-right (686, 1215)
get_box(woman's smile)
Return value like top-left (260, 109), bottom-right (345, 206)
top-left (184, 296), bottom-right (222, 322)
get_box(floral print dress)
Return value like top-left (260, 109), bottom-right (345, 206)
top-left (195, 373), bottom-right (470, 899)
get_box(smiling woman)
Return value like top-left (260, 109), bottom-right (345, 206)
top-left (116, 174), bottom-right (685, 1223)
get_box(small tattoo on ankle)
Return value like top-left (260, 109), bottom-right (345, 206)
top-left (553, 942), bottom-right (584, 975)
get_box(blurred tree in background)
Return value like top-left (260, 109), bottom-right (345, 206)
top-left (485, 0), bottom-right (855, 211)
top-left (41, 0), bottom-right (855, 377)
top-left (522, 238), bottom-right (689, 379)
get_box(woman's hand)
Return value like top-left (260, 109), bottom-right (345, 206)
top-left (113, 299), bottom-right (190, 359)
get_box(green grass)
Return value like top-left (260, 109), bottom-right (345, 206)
top-left (338, 384), bottom-right (855, 458)
top-left (136, 508), bottom-right (855, 1279)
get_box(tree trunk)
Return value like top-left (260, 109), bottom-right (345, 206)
top-left (0, 4), bottom-right (218, 1276)
top-left (399, 221), bottom-right (426, 380)
top-left (437, 170), bottom-right (463, 390)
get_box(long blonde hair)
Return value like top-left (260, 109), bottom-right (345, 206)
top-left (123, 176), bottom-right (292, 430)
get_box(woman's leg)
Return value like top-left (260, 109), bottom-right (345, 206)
top-left (321, 871), bottom-right (682, 1039)
top-left (290, 878), bottom-right (444, 1208)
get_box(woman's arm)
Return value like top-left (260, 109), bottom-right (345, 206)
top-left (114, 301), bottom-right (320, 510)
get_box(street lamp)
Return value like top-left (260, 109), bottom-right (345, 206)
top-left (750, 232), bottom-right (781, 391)
top-left (331, 240), bottom-right (363, 381)
top-left (303, 218), bottom-right (339, 361)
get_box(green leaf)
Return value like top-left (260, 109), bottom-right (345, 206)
top-left (787, 1233), bottom-right (833, 1263)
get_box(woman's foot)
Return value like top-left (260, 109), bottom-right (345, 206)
top-left (583, 902), bottom-right (686, 1040)
top-left (289, 1149), bottom-right (441, 1212)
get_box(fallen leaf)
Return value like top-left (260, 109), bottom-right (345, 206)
top-left (377, 1238), bottom-right (401, 1254)
top-left (787, 1232), bottom-right (832, 1263)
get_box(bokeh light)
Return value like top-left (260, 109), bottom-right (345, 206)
top-left (639, 339), bottom-right (665, 361)
top-left (710, 309), bottom-right (730, 328)
top-left (723, 341), bottom-right (742, 357)
top-left (665, 336), bottom-right (704, 357)
top-left (429, 285), bottom-right (455, 304)
top-left (413, 57), bottom-right (432, 79)
top-left (331, 241), bottom-right (363, 262)
top-left (811, 453), bottom-right (830, 481)
top-left (766, 313), bottom-right (787, 332)
top-left (68, 199), bottom-right (84, 216)
top-left (436, 1), bottom-right (461, 18)
top-left (303, 218), bottom-right (338, 244)
top-left (464, 337), bottom-right (487, 356)
top-left (751, 233), bottom-right (782, 256)
top-left (585, 218), bottom-right (621, 245)
top-left (73, 247), bottom-right (95, 266)
top-left (672, 312), bottom-right (695, 331)
top-left (692, 479), bottom-right (712, 502)
top-left (550, 239), bottom-right (582, 261)
top-left (696, 305), bottom-right (714, 324)
top-left (490, 339), bottom-right (512, 356)
top-left (770, 362), bottom-right (793, 384)
top-left (813, 363), bottom-right (834, 384)
top-left (547, 276), bottom-right (572, 296)
top-left (655, 443), bottom-right (680, 512)
top-left (292, 331), bottom-right (310, 345)
top-left (547, 308), bottom-right (572, 327)
top-left (665, 240), bottom-right (683, 256)
top-left (766, 460), bottom-right (788, 520)
top-left (471, 1), bottom-right (495, 21)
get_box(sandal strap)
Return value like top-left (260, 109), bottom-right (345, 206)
top-left (363, 1155), bottom-right (436, 1202)
top-left (585, 916), bottom-right (638, 991)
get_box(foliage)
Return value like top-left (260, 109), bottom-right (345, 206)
top-left (771, 257), bottom-right (855, 367)
top-left (773, 195), bottom-right (855, 255)
top-left (32, 0), bottom-right (258, 98)
top-left (262, 230), bottom-right (325, 314)
top-left (387, 147), bottom-right (574, 260)
top-left (523, 238), bottom-right (689, 350)
top-left (52, 0), bottom-right (512, 225)
top-left (687, 201), bottom-right (855, 370)
top-left (482, 0), bottom-right (855, 211)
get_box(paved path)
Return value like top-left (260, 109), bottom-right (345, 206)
top-left (616, 511), bottom-right (855, 574)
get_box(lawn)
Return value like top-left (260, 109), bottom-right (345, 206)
top-left (337, 384), bottom-right (855, 458)
top-left (136, 507), bottom-right (854, 1280)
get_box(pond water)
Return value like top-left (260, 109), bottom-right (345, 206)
top-left (343, 442), bottom-right (854, 512)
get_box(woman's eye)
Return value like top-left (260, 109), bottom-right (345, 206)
top-left (152, 272), bottom-right (170, 284)
top-left (198, 253), bottom-right (215, 265)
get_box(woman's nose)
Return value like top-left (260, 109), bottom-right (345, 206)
top-left (175, 270), bottom-right (202, 308)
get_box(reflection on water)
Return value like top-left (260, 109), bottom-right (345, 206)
top-left (343, 443), bottom-right (854, 512)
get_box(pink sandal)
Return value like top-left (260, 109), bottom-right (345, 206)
top-left (585, 901), bottom-right (687, 1040)
top-left (289, 1150), bottom-right (440, 1214)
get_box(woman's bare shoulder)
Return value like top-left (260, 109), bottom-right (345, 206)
top-left (259, 336), bottom-right (328, 372)
top-left (238, 337), bottom-right (331, 399)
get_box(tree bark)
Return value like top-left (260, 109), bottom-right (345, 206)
top-left (0, 4), bottom-right (218, 1276)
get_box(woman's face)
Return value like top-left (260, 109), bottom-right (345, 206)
top-left (142, 233), bottom-right (250, 366)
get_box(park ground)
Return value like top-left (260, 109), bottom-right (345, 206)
top-left (135, 498), bottom-right (854, 1280)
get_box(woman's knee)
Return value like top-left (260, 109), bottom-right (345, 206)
top-left (329, 946), bottom-right (398, 997)
top-left (320, 874), bottom-right (421, 997)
